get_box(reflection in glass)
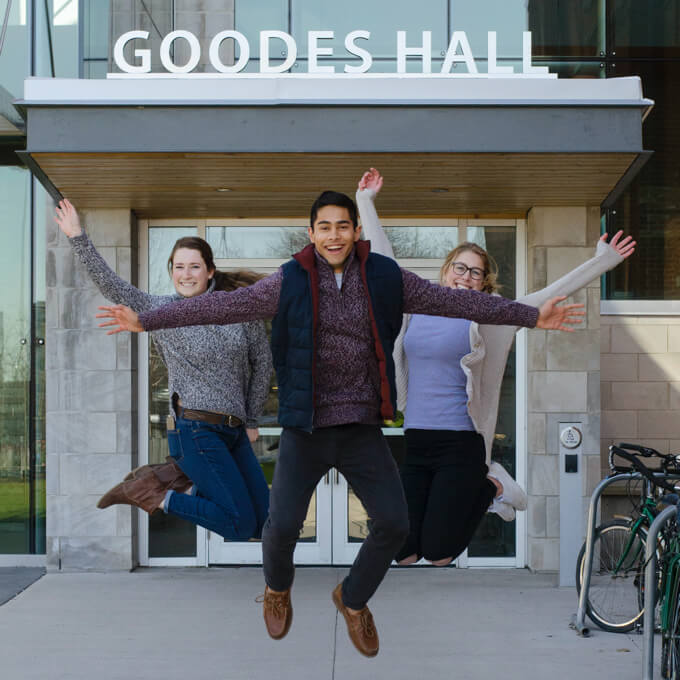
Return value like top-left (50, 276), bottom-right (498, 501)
top-left (611, 0), bottom-right (680, 57)
top-left (383, 227), bottom-right (458, 259)
top-left (148, 227), bottom-right (198, 558)
top-left (207, 226), bottom-right (308, 259)
top-left (451, 0), bottom-right (528, 57)
top-left (604, 60), bottom-right (680, 300)
top-left (468, 226), bottom-right (516, 557)
top-left (0, 168), bottom-right (32, 553)
top-left (528, 0), bottom-right (604, 57)
top-left (0, 0), bottom-right (29, 96)
top-left (35, 0), bottom-right (79, 78)
top-left (292, 0), bottom-right (447, 59)
top-left (82, 0), bottom-right (109, 78)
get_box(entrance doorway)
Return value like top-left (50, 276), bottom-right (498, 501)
top-left (138, 218), bottom-right (526, 568)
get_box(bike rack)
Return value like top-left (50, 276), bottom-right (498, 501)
top-left (574, 471), bottom-right (680, 637)
top-left (642, 505), bottom-right (676, 680)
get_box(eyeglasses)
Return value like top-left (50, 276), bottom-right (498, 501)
top-left (450, 261), bottom-right (486, 281)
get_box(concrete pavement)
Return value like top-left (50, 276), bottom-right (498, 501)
top-left (0, 567), bottom-right (651, 679)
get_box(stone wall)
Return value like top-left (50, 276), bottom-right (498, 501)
top-left (526, 206), bottom-right (603, 572)
top-left (601, 314), bottom-right (680, 465)
top-left (45, 209), bottom-right (138, 571)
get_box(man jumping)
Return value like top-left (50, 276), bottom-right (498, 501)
top-left (97, 189), bottom-right (583, 657)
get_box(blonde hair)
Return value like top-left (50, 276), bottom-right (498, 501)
top-left (439, 242), bottom-right (500, 294)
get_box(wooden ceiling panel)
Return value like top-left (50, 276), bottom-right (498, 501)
top-left (32, 152), bottom-right (637, 218)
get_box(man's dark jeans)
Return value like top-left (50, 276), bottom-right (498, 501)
top-left (262, 424), bottom-right (409, 610)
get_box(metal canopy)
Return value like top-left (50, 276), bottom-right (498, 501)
top-left (17, 76), bottom-right (653, 217)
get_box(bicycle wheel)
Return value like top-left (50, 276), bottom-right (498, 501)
top-left (576, 519), bottom-right (647, 633)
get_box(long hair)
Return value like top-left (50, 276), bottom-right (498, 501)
top-left (167, 236), bottom-right (265, 292)
top-left (439, 241), bottom-right (500, 294)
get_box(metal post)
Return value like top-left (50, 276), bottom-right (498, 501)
top-left (643, 506), bottom-right (676, 680)
top-left (575, 472), bottom-right (636, 636)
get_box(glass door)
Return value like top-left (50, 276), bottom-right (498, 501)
top-left (0, 168), bottom-right (46, 560)
top-left (139, 218), bottom-right (525, 567)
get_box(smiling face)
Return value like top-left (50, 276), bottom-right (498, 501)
top-left (307, 205), bottom-right (362, 273)
top-left (443, 249), bottom-right (486, 292)
top-left (170, 248), bottom-right (215, 297)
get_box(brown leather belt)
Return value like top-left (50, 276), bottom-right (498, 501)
top-left (177, 407), bottom-right (243, 428)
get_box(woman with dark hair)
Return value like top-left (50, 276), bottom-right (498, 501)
top-left (55, 199), bottom-right (272, 541)
top-left (356, 168), bottom-right (635, 566)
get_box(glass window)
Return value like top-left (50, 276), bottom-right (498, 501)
top-left (611, 0), bottom-right (680, 57)
top-left (451, 0), bottom-right (528, 58)
top-left (82, 0), bottom-right (109, 78)
top-left (383, 226), bottom-right (458, 259)
top-left (0, 167), bottom-right (33, 553)
top-left (468, 225), bottom-right (517, 557)
top-left (604, 60), bottom-right (680, 300)
top-left (528, 0), bottom-right (605, 57)
top-left (35, 0), bottom-right (79, 77)
top-left (207, 226), bottom-right (308, 259)
top-left (0, 0), bottom-right (29, 97)
top-left (292, 0), bottom-right (447, 59)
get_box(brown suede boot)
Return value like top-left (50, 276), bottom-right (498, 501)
top-left (97, 470), bottom-right (169, 514)
top-left (124, 458), bottom-right (192, 493)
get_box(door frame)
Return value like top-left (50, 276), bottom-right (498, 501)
top-left (136, 217), bottom-right (528, 568)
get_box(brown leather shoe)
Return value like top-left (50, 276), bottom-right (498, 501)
top-left (259, 586), bottom-right (293, 640)
top-left (97, 470), bottom-right (168, 514)
top-left (124, 458), bottom-right (192, 493)
top-left (332, 583), bottom-right (379, 657)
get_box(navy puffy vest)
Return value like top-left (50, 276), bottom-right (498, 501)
top-left (271, 241), bottom-right (403, 431)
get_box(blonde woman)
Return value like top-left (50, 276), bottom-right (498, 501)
top-left (356, 169), bottom-right (635, 566)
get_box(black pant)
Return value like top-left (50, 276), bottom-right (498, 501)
top-left (396, 429), bottom-right (496, 563)
top-left (262, 424), bottom-right (409, 610)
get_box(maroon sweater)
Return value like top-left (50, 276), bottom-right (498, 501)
top-left (140, 246), bottom-right (538, 428)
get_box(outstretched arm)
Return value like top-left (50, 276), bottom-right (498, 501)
top-left (402, 269), bottom-right (583, 330)
top-left (356, 168), bottom-right (395, 259)
top-left (520, 231), bottom-right (635, 308)
top-left (97, 271), bottom-right (282, 334)
top-left (55, 199), bottom-right (153, 313)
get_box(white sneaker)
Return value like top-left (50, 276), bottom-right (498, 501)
top-left (488, 498), bottom-right (515, 522)
top-left (488, 462), bottom-right (528, 511)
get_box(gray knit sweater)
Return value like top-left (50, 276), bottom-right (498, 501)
top-left (69, 233), bottom-right (272, 427)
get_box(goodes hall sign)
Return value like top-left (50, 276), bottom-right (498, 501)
top-left (109, 30), bottom-right (555, 78)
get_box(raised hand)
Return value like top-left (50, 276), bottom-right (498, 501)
top-left (96, 305), bottom-right (143, 335)
top-left (536, 296), bottom-right (585, 332)
top-left (54, 198), bottom-right (82, 238)
top-left (357, 167), bottom-right (383, 194)
top-left (600, 230), bottom-right (636, 260)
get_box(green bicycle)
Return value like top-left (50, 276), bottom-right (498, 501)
top-left (575, 443), bottom-right (680, 633)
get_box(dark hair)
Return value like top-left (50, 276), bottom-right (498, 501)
top-left (309, 191), bottom-right (358, 231)
top-left (167, 237), bottom-right (264, 292)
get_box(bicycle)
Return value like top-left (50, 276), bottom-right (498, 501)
top-left (575, 442), bottom-right (680, 633)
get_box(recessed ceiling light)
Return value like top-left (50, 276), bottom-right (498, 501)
top-left (216, 187), bottom-right (232, 192)
top-left (431, 185), bottom-right (470, 192)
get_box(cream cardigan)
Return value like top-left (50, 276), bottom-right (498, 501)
top-left (356, 188), bottom-right (623, 463)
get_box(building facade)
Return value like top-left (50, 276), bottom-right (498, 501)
top-left (0, 1), bottom-right (678, 580)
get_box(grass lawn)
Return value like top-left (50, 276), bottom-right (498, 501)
top-left (0, 479), bottom-right (46, 523)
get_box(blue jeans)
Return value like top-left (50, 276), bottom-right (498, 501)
top-left (166, 417), bottom-right (270, 540)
